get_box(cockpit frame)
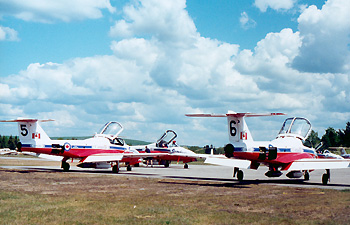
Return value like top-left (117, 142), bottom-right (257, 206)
top-left (277, 117), bottom-right (312, 141)
top-left (156, 130), bottom-right (178, 147)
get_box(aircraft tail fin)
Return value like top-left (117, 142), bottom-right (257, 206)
top-left (0, 119), bottom-right (53, 146)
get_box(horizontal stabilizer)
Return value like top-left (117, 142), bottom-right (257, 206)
top-left (186, 112), bottom-right (285, 118)
top-left (204, 155), bottom-right (251, 169)
top-left (286, 158), bottom-right (350, 171)
top-left (0, 118), bottom-right (54, 123)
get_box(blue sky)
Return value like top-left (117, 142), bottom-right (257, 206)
top-left (1, 0), bottom-right (350, 147)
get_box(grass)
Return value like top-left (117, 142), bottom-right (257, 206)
top-left (1, 157), bottom-right (350, 224)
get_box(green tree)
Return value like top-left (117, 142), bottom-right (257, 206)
top-left (321, 127), bottom-right (340, 148)
top-left (7, 135), bottom-right (16, 150)
top-left (305, 130), bottom-right (321, 148)
top-left (1, 136), bottom-right (8, 148)
top-left (338, 122), bottom-right (350, 147)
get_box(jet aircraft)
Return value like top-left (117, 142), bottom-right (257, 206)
top-left (340, 148), bottom-right (350, 159)
top-left (0, 119), bottom-right (165, 172)
top-left (186, 111), bottom-right (350, 185)
top-left (134, 130), bottom-right (206, 168)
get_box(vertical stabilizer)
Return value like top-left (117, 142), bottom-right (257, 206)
top-left (226, 116), bottom-right (253, 143)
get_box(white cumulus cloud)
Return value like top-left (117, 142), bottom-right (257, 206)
top-left (0, 0), bottom-right (116, 23)
top-left (292, 0), bottom-right (350, 73)
top-left (254, 0), bottom-right (296, 12)
top-left (0, 26), bottom-right (19, 41)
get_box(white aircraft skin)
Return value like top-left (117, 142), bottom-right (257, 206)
top-left (0, 119), bottom-right (166, 172)
top-left (0, 148), bottom-right (18, 155)
top-left (186, 111), bottom-right (350, 185)
top-left (134, 130), bottom-right (206, 168)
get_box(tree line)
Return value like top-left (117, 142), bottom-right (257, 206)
top-left (305, 122), bottom-right (350, 149)
top-left (0, 135), bottom-right (19, 150)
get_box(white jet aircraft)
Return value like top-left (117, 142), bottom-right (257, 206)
top-left (134, 130), bottom-right (207, 168)
top-left (0, 119), bottom-right (165, 172)
top-left (186, 111), bottom-right (350, 185)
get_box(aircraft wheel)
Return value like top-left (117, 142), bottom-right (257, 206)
top-left (237, 170), bottom-right (244, 181)
top-left (112, 165), bottom-right (120, 173)
top-left (62, 161), bottom-right (70, 172)
top-left (322, 173), bottom-right (329, 185)
top-left (165, 161), bottom-right (170, 168)
top-left (127, 165), bottom-right (132, 171)
top-left (184, 163), bottom-right (188, 169)
top-left (304, 171), bottom-right (310, 181)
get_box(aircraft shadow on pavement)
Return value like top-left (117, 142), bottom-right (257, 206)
top-left (4, 167), bottom-right (350, 189)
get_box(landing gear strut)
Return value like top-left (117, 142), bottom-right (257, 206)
top-left (322, 169), bottom-right (330, 185)
top-left (304, 171), bottom-right (310, 181)
top-left (127, 164), bottom-right (132, 171)
top-left (233, 167), bottom-right (244, 181)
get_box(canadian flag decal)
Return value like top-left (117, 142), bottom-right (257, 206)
top-left (32, 133), bottom-right (41, 139)
top-left (240, 132), bottom-right (247, 140)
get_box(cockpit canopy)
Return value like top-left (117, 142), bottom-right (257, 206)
top-left (277, 117), bottom-right (312, 140)
top-left (156, 130), bottom-right (177, 147)
top-left (98, 122), bottom-right (124, 138)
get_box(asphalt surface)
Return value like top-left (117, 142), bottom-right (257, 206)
top-left (1, 156), bottom-right (350, 190)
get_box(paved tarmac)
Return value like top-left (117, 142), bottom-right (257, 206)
top-left (1, 156), bottom-right (350, 190)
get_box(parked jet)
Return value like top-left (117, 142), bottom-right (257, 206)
top-left (134, 130), bottom-right (206, 168)
top-left (340, 148), bottom-right (350, 159)
top-left (0, 119), bottom-right (165, 172)
top-left (186, 111), bottom-right (350, 185)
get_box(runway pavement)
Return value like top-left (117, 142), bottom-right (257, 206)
top-left (1, 156), bottom-right (350, 190)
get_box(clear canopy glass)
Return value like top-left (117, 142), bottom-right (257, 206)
top-left (278, 117), bottom-right (311, 140)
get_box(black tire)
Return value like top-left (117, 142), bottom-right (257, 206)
top-left (322, 173), bottom-right (329, 185)
top-left (127, 165), bottom-right (132, 171)
top-left (224, 144), bottom-right (234, 158)
top-left (165, 161), bottom-right (170, 168)
top-left (304, 171), bottom-right (310, 181)
top-left (62, 162), bottom-right (70, 172)
top-left (112, 165), bottom-right (119, 173)
top-left (184, 163), bottom-right (188, 169)
top-left (237, 170), bottom-right (244, 181)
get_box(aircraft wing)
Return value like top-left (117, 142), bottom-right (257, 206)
top-left (286, 158), bottom-right (350, 171)
top-left (19, 151), bottom-right (64, 161)
top-left (83, 153), bottom-right (124, 163)
top-left (83, 152), bottom-right (168, 163)
top-left (204, 155), bottom-right (251, 168)
top-left (167, 152), bottom-right (209, 159)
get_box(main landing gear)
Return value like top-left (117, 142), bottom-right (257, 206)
top-left (61, 160), bottom-right (70, 172)
top-left (112, 162), bottom-right (120, 173)
top-left (184, 163), bottom-right (189, 169)
top-left (233, 167), bottom-right (244, 181)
